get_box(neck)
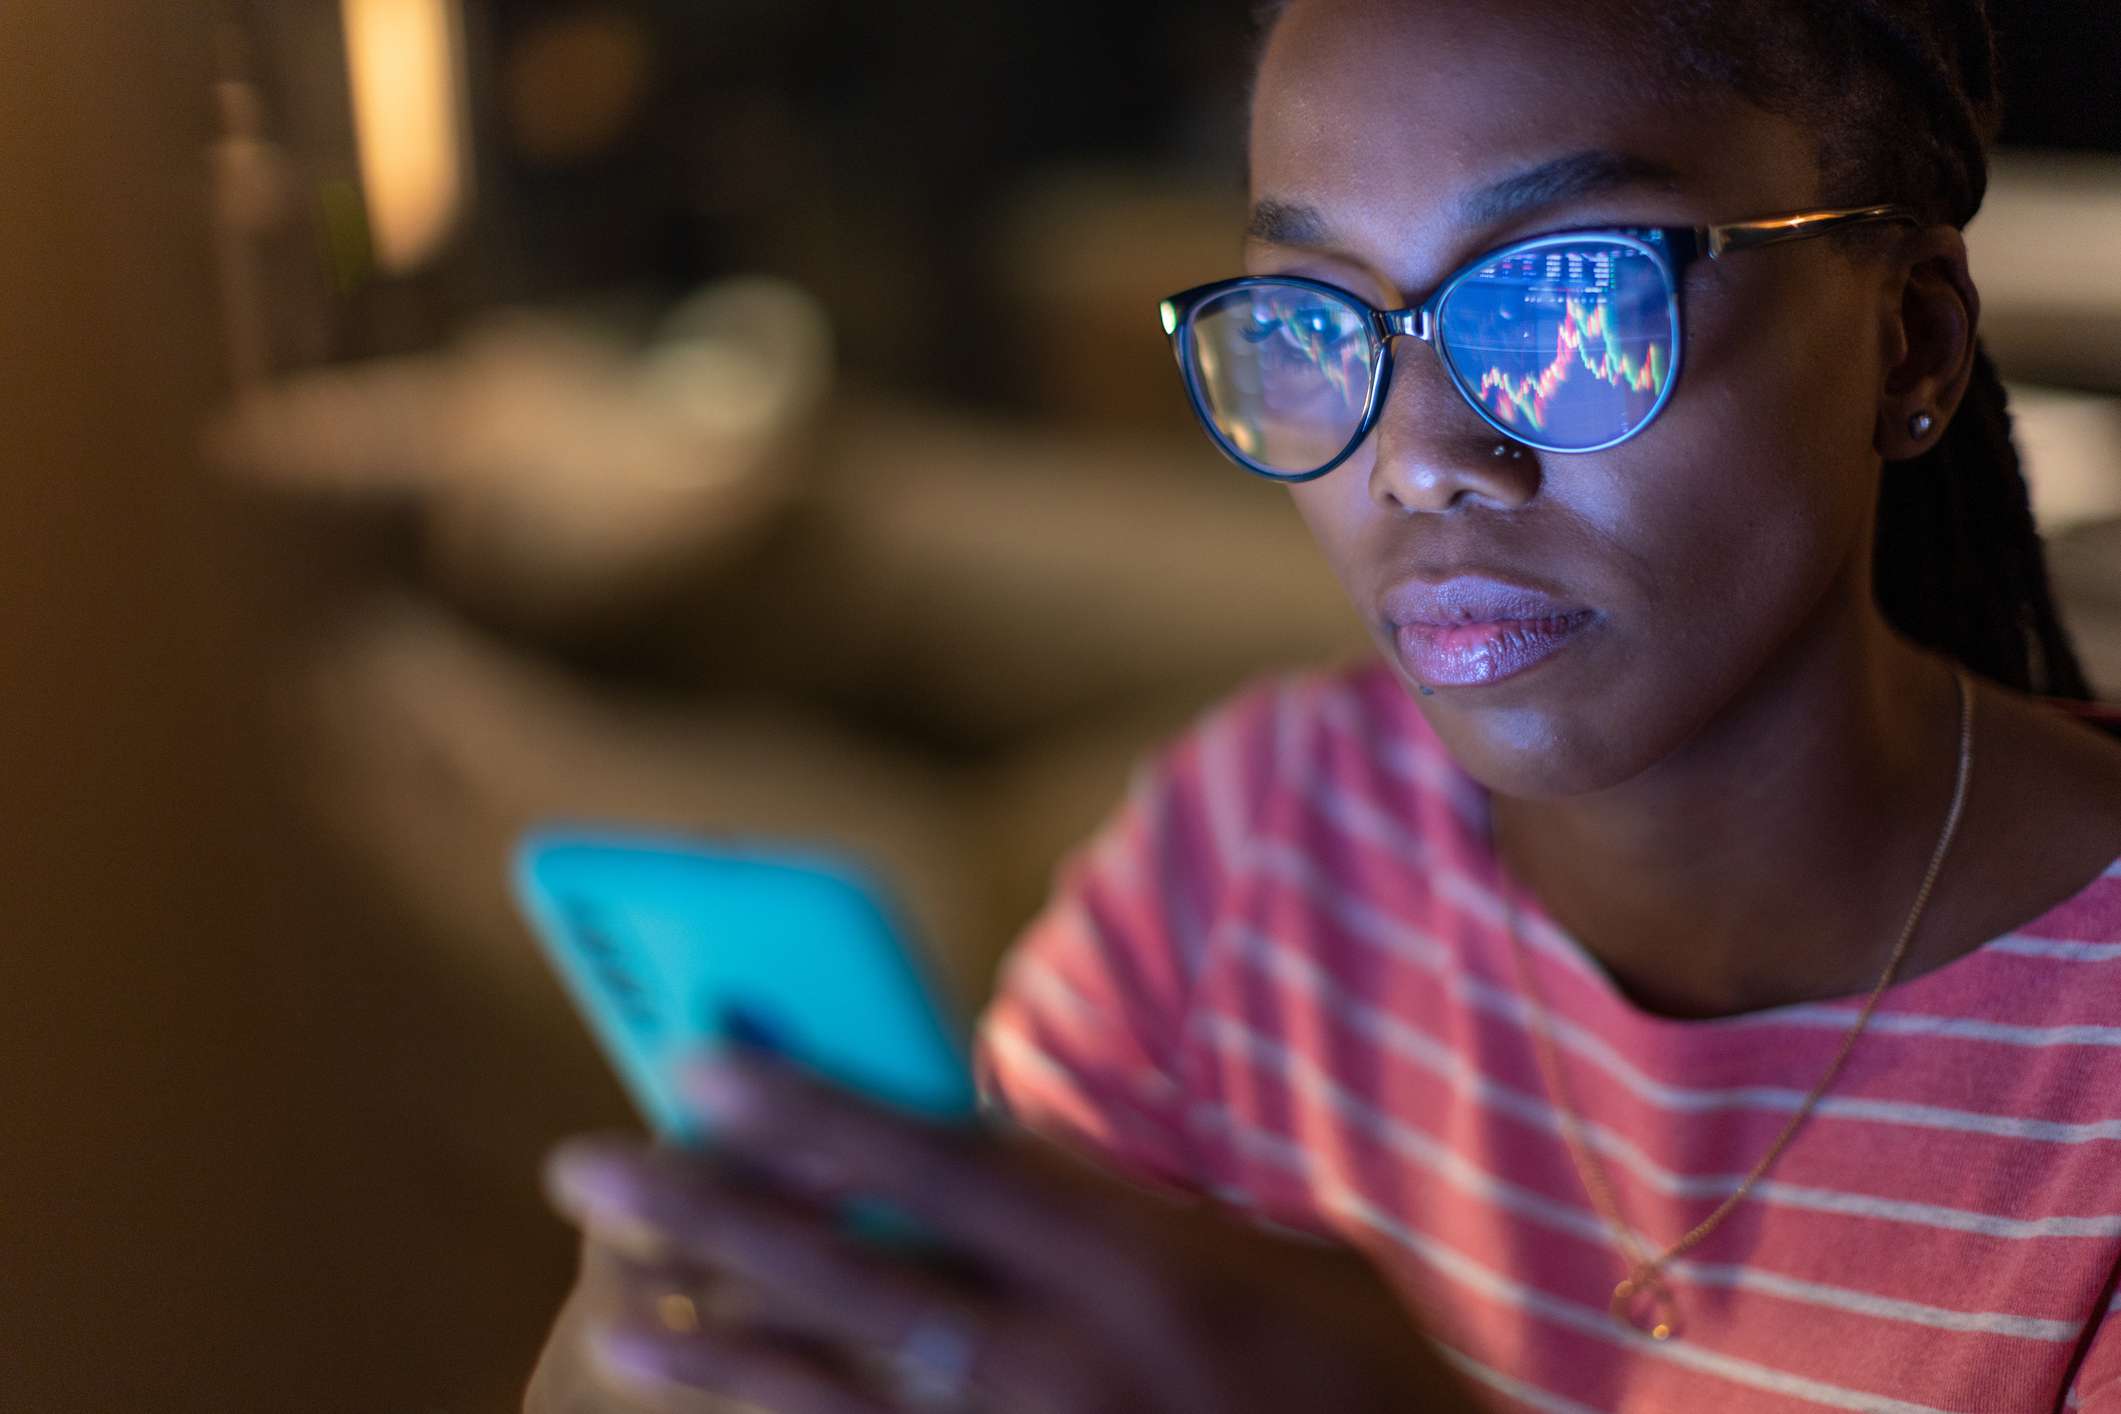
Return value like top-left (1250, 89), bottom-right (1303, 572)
top-left (1489, 594), bottom-right (1966, 1021)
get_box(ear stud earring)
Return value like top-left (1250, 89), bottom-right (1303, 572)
top-left (1492, 444), bottom-right (1525, 460)
top-left (1909, 410), bottom-right (1935, 439)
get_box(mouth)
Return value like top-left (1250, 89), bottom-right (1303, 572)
top-left (1383, 575), bottom-right (1599, 690)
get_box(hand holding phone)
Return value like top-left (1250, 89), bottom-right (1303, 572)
top-left (513, 828), bottom-right (980, 1142)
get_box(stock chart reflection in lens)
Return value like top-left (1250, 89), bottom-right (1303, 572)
top-left (1437, 236), bottom-right (1676, 451)
top-left (1191, 282), bottom-right (1375, 473)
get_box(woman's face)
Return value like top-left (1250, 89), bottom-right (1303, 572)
top-left (1254, 0), bottom-right (1895, 798)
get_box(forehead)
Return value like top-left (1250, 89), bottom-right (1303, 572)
top-left (1251, 0), bottom-right (1825, 288)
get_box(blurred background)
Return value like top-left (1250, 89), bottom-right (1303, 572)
top-left (1, 2), bottom-right (2117, 1409)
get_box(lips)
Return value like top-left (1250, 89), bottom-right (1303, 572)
top-left (1383, 575), bottom-right (1597, 688)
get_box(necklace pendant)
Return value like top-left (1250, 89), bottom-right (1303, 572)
top-left (1611, 1271), bottom-right (1680, 1341)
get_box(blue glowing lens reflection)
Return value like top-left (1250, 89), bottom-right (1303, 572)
top-left (1175, 235), bottom-right (1684, 476)
top-left (1436, 236), bottom-right (1677, 452)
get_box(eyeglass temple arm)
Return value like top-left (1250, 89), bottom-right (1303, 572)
top-left (1700, 204), bottom-right (1922, 258)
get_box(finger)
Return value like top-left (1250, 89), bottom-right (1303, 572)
top-left (562, 1145), bottom-right (1197, 1414)
top-left (541, 1236), bottom-right (760, 1414)
top-left (602, 1218), bottom-right (1132, 1414)
top-left (598, 1276), bottom-right (1117, 1414)
top-left (668, 1060), bottom-right (1213, 1401)
top-left (563, 1150), bottom-right (1098, 1412)
top-left (587, 1320), bottom-right (896, 1414)
top-left (579, 1241), bottom-right (893, 1412)
top-left (590, 1223), bottom-right (958, 1363)
top-left (610, 1249), bottom-right (1117, 1414)
top-left (581, 1233), bottom-right (781, 1339)
top-left (675, 1055), bottom-right (1119, 1287)
top-left (550, 1138), bottom-right (997, 1357)
top-left (558, 1148), bottom-right (803, 1336)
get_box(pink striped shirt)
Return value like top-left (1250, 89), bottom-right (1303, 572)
top-left (971, 663), bottom-right (2121, 1413)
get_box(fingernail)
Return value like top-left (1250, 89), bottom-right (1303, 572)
top-left (543, 1141), bottom-right (624, 1215)
top-left (681, 1057), bottom-right (765, 1131)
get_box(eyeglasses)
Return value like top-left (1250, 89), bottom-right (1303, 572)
top-left (1157, 204), bottom-right (1919, 480)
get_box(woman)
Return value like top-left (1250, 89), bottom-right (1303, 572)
top-left (528, 1), bottom-right (2121, 1408)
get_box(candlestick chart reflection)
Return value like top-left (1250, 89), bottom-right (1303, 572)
top-left (1438, 238), bottom-right (1675, 450)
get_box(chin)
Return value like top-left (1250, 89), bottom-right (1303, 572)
top-left (1383, 655), bottom-right (1654, 801)
top-left (1437, 722), bottom-right (1637, 801)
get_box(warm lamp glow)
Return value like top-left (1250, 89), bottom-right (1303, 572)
top-left (341, 0), bottom-right (469, 274)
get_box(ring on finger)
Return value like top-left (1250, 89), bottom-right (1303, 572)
top-left (655, 1271), bottom-right (762, 1337)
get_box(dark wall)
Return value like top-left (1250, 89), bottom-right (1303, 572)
top-left (438, 0), bottom-right (2120, 408)
top-left (1997, 0), bottom-right (2121, 152)
top-left (0, 3), bottom-right (284, 1407)
top-left (0, 5), bottom-right (583, 1408)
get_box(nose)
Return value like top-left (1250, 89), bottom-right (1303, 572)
top-left (1364, 342), bottom-right (1541, 514)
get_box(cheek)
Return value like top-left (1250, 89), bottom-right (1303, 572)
top-left (1457, 285), bottom-right (1883, 794)
top-left (1635, 272), bottom-right (1881, 615)
top-left (1277, 276), bottom-right (1884, 801)
top-left (1285, 467), bottom-right (1376, 597)
top-left (1689, 257), bottom-right (1882, 476)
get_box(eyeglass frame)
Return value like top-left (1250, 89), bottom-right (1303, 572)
top-left (1157, 203), bottom-right (1923, 481)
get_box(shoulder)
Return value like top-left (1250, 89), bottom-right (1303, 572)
top-left (1142, 657), bottom-right (1475, 842)
top-left (1989, 684), bottom-right (2121, 840)
top-left (972, 659), bottom-right (1475, 1155)
top-left (1024, 657), bottom-right (1476, 945)
top-left (1190, 655), bottom-right (1464, 780)
top-left (1951, 680), bottom-right (2121, 949)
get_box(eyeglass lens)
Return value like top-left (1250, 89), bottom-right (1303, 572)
top-left (1189, 282), bottom-right (1376, 474)
top-left (1183, 237), bottom-right (1678, 474)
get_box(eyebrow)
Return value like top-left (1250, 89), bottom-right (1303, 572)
top-left (1246, 197), bottom-right (1332, 247)
top-left (1458, 150), bottom-right (1684, 227)
top-left (1246, 150), bottom-right (1686, 251)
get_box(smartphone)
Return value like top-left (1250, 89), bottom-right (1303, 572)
top-left (511, 827), bottom-right (980, 1146)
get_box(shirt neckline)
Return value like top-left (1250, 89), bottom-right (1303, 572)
top-left (1485, 840), bottom-right (2121, 1043)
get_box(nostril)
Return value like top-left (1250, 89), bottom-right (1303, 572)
top-left (1367, 434), bottom-right (1541, 515)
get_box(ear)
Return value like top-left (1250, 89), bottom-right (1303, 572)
top-left (1875, 225), bottom-right (1980, 462)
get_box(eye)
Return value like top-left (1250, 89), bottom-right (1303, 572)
top-left (1240, 303), bottom-right (1358, 354)
top-left (1291, 304), bottom-right (1357, 344)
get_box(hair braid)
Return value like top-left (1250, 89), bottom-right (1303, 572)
top-left (1876, 352), bottom-right (2095, 697)
top-left (1618, 0), bottom-right (2091, 697)
top-left (1826, 1), bottom-right (2092, 698)
top-left (1825, 1), bottom-right (1996, 223)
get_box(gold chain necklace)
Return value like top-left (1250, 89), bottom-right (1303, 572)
top-left (1497, 667), bottom-right (1974, 1341)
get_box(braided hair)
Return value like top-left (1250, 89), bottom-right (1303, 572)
top-left (1645, 0), bottom-right (2093, 699)
top-left (1255, 0), bottom-right (2094, 699)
